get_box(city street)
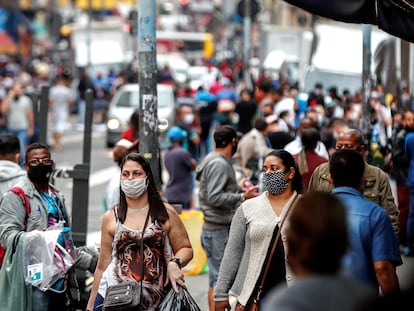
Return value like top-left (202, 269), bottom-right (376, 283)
top-left (52, 124), bottom-right (413, 311)
top-left (51, 123), bottom-right (211, 310)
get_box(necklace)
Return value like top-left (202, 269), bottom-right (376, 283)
top-left (128, 205), bottom-right (149, 213)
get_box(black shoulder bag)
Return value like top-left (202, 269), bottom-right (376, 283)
top-left (103, 211), bottom-right (150, 311)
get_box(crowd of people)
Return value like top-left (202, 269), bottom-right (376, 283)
top-left (1, 49), bottom-right (414, 310)
top-left (156, 64), bottom-right (414, 310)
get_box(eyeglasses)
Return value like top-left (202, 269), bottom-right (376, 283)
top-left (27, 158), bottom-right (53, 166)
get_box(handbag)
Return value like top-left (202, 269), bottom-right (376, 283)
top-left (103, 211), bottom-right (150, 311)
top-left (235, 194), bottom-right (299, 311)
top-left (103, 281), bottom-right (141, 311)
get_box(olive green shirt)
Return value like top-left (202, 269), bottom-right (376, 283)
top-left (308, 162), bottom-right (400, 240)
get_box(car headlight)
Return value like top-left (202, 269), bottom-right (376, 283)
top-left (107, 118), bottom-right (121, 130)
top-left (158, 118), bottom-right (169, 132)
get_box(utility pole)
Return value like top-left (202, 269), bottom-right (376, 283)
top-left (243, 0), bottom-right (252, 89)
top-left (138, 0), bottom-right (161, 187)
top-left (361, 24), bottom-right (372, 146)
top-left (87, 0), bottom-right (92, 70)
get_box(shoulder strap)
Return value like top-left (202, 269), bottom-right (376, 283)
top-left (114, 205), bottom-right (120, 221)
top-left (257, 194), bottom-right (300, 292)
top-left (9, 187), bottom-right (31, 230)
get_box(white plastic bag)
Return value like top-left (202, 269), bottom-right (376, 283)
top-left (22, 223), bottom-right (74, 291)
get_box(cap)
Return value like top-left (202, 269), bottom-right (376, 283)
top-left (113, 139), bottom-right (139, 164)
top-left (168, 126), bottom-right (187, 141)
top-left (214, 125), bottom-right (237, 148)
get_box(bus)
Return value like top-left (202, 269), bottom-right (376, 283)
top-left (156, 30), bottom-right (215, 62)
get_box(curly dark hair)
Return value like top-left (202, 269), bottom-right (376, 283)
top-left (25, 142), bottom-right (50, 160)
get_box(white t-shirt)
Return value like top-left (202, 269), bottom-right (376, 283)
top-left (274, 97), bottom-right (296, 129)
top-left (7, 95), bottom-right (32, 130)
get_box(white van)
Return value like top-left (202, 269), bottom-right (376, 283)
top-left (105, 84), bottom-right (175, 148)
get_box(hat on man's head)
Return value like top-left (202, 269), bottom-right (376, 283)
top-left (168, 126), bottom-right (187, 141)
top-left (214, 125), bottom-right (237, 148)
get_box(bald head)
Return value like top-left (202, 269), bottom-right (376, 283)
top-left (335, 129), bottom-right (366, 157)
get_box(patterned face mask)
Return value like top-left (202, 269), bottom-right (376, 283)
top-left (121, 177), bottom-right (148, 199)
top-left (262, 171), bottom-right (289, 195)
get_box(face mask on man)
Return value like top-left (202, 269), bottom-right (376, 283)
top-left (28, 164), bottom-right (53, 183)
top-left (121, 177), bottom-right (148, 199)
top-left (184, 113), bottom-right (195, 124)
top-left (262, 171), bottom-right (289, 195)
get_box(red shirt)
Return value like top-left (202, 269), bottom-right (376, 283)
top-left (120, 128), bottom-right (134, 142)
top-left (301, 150), bottom-right (328, 190)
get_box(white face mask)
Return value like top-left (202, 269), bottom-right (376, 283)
top-left (184, 113), bottom-right (194, 124)
top-left (121, 177), bottom-right (148, 199)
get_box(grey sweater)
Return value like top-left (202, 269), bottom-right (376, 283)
top-left (196, 152), bottom-right (243, 228)
top-left (214, 192), bottom-right (297, 306)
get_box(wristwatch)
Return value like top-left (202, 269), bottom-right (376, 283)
top-left (169, 257), bottom-right (182, 269)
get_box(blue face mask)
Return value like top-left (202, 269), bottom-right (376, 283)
top-left (262, 171), bottom-right (288, 195)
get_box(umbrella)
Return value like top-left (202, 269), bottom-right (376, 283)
top-left (284, 0), bottom-right (414, 43)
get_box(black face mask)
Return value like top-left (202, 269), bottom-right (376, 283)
top-left (27, 164), bottom-right (53, 183)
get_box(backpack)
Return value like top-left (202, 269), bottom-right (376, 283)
top-left (0, 187), bottom-right (30, 267)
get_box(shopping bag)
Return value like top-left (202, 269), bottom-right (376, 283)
top-left (0, 235), bottom-right (32, 311)
top-left (157, 286), bottom-right (201, 311)
top-left (23, 223), bottom-right (74, 291)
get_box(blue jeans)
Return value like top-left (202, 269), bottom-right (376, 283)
top-left (201, 227), bottom-right (229, 287)
top-left (32, 287), bottom-right (67, 311)
top-left (93, 292), bottom-right (104, 311)
top-left (8, 128), bottom-right (27, 166)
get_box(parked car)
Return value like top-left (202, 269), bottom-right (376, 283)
top-left (105, 83), bottom-right (175, 148)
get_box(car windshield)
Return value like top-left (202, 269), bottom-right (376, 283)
top-left (116, 89), bottom-right (170, 108)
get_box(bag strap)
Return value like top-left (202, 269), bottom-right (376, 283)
top-left (138, 211), bottom-right (150, 301)
top-left (256, 193), bottom-right (300, 296)
top-left (9, 187), bottom-right (31, 230)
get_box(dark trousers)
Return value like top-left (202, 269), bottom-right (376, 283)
top-left (398, 185), bottom-right (410, 244)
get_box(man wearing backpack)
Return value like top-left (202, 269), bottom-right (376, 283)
top-left (0, 142), bottom-right (96, 310)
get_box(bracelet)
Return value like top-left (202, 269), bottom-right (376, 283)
top-left (169, 257), bottom-right (182, 269)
